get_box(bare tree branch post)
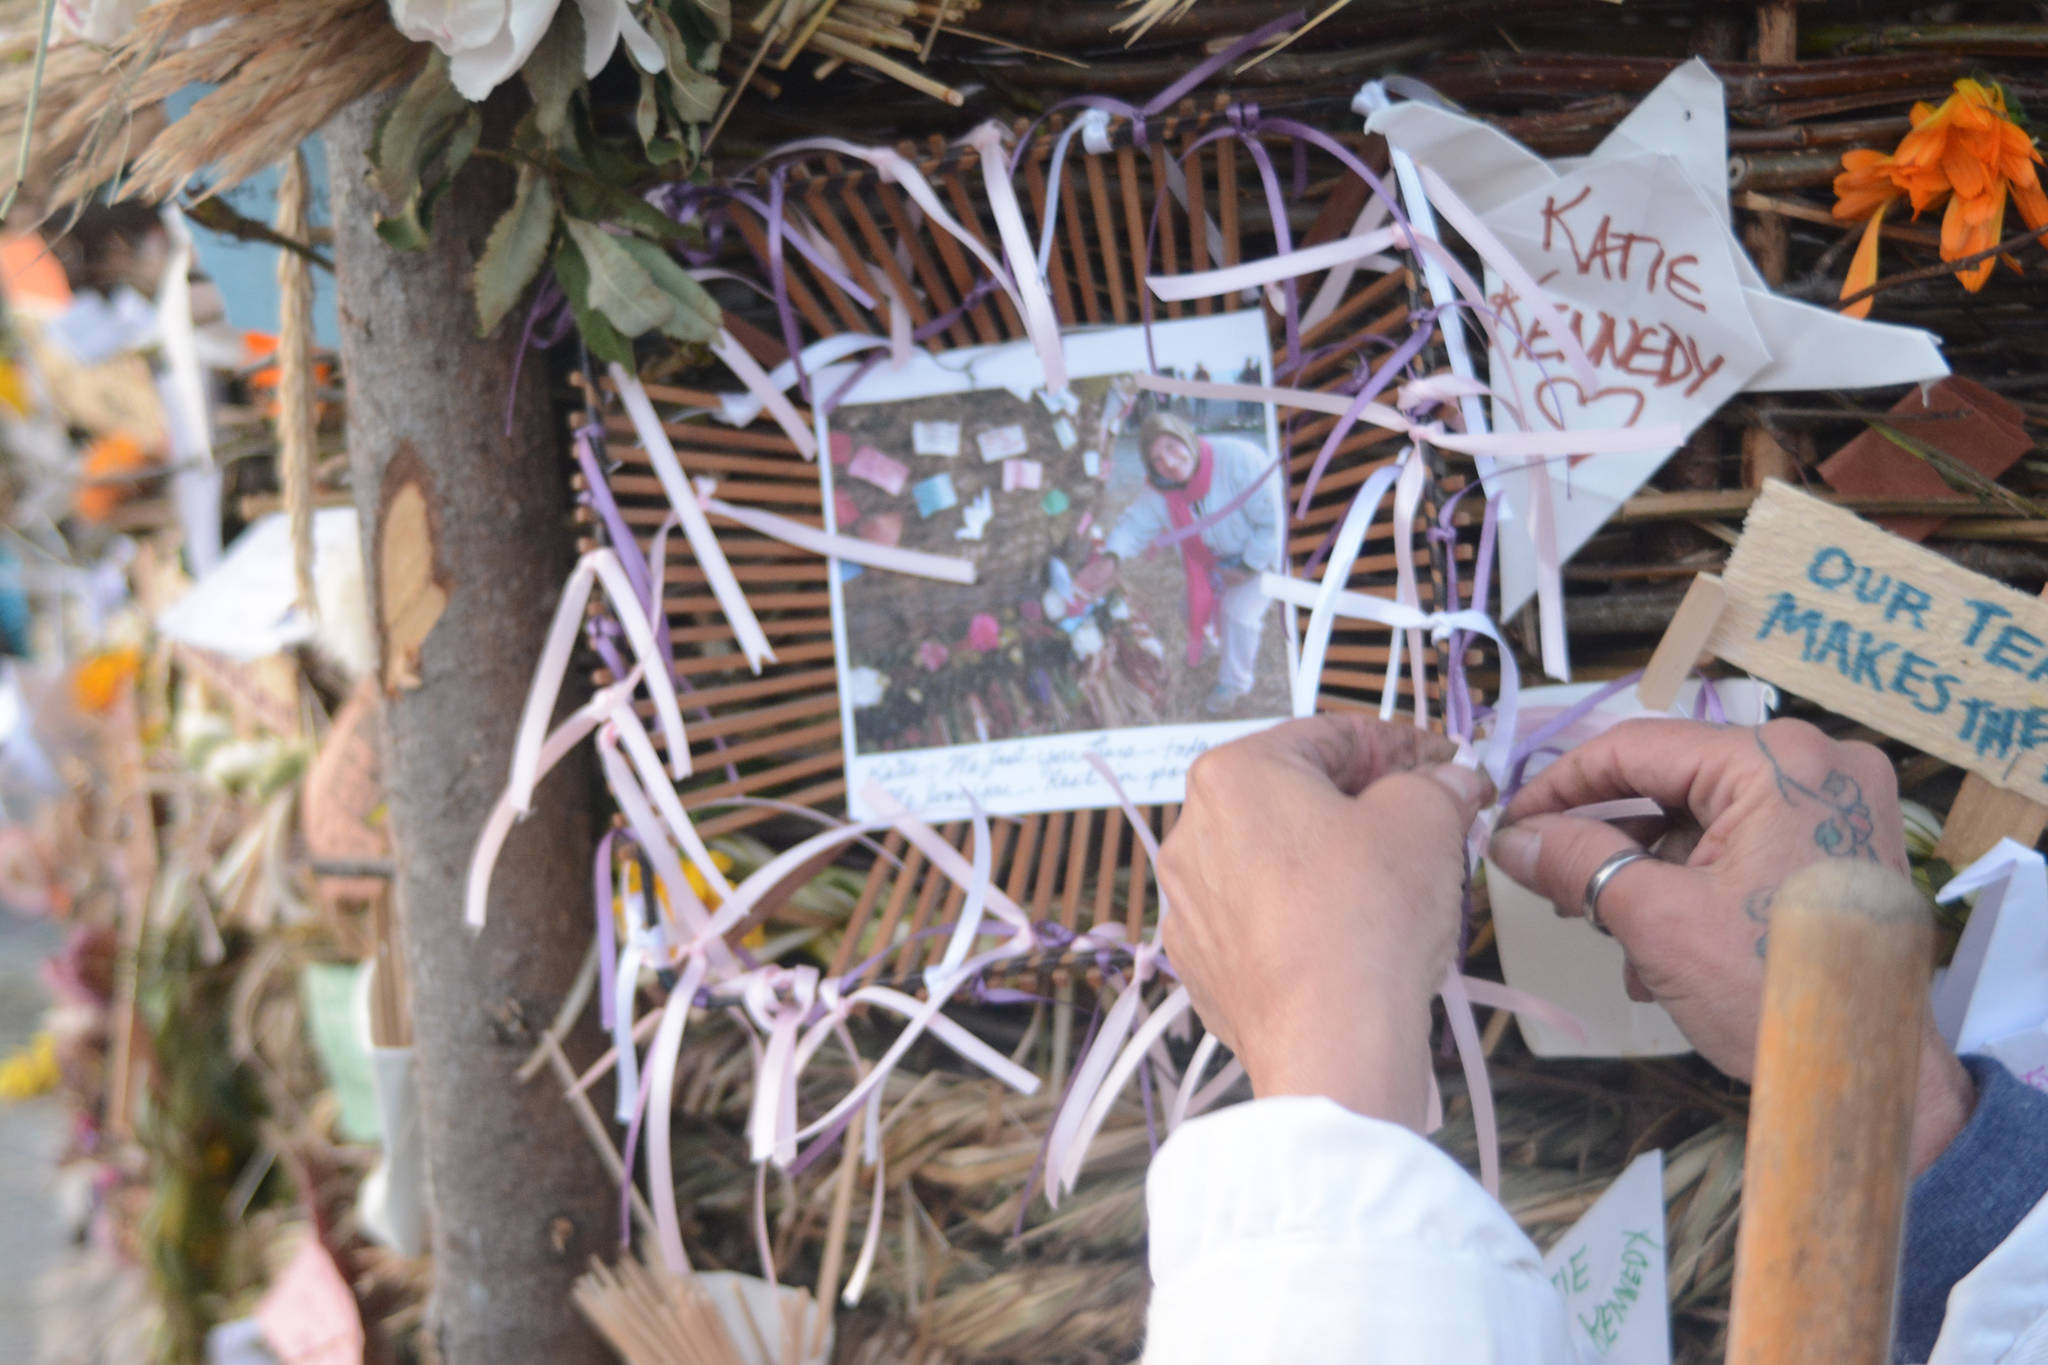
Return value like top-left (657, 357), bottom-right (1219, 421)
top-left (325, 92), bottom-right (614, 1364)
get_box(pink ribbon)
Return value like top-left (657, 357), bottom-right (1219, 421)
top-left (1416, 165), bottom-right (1596, 393)
top-left (1040, 754), bottom-right (1175, 1204)
top-left (611, 364), bottom-right (777, 673)
top-left (1387, 450), bottom-right (1432, 729)
top-left (645, 952), bottom-right (709, 1272)
top-left (967, 122), bottom-right (1068, 395)
top-left (1124, 371), bottom-right (1680, 461)
top-left (1147, 224), bottom-right (1404, 302)
top-left (1260, 573), bottom-right (1522, 792)
top-left (608, 701), bottom-right (734, 902)
top-left (694, 478), bottom-right (976, 584)
top-left (509, 547), bottom-right (688, 814)
top-left (467, 669), bottom-right (643, 929)
top-left (1291, 458), bottom-right (1406, 718)
top-left (710, 330), bottom-right (817, 459)
top-left (1303, 195), bottom-right (1399, 330)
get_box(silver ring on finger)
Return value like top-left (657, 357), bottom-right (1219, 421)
top-left (1581, 849), bottom-right (1655, 936)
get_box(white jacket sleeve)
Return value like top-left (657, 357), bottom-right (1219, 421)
top-left (1144, 1096), bottom-right (1589, 1364)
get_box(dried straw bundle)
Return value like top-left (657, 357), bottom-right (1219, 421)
top-left (1, 0), bottom-right (418, 209)
top-left (574, 1257), bottom-right (754, 1365)
top-left (645, 987), bottom-right (1746, 1363)
top-left (738, 0), bottom-right (986, 105)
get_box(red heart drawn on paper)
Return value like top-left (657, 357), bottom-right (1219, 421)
top-left (1533, 377), bottom-right (1647, 432)
top-left (1532, 378), bottom-right (1647, 467)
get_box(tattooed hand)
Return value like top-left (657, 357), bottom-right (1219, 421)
top-left (1490, 717), bottom-right (1973, 1176)
top-left (1488, 718), bottom-right (1913, 1081)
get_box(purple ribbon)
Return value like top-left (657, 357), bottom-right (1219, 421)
top-left (595, 828), bottom-right (621, 1036)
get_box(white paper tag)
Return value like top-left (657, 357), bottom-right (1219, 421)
top-left (1934, 840), bottom-right (2048, 1054)
top-left (1543, 1151), bottom-right (1671, 1364)
top-left (1982, 1024), bottom-right (2048, 1094)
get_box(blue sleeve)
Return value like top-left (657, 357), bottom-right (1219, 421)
top-left (1893, 1055), bottom-right (2048, 1363)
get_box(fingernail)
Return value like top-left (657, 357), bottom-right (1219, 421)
top-left (1489, 825), bottom-right (1540, 884)
top-left (1426, 764), bottom-right (1484, 807)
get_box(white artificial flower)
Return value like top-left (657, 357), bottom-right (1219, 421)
top-left (847, 667), bottom-right (887, 709)
top-left (389, 0), bottom-right (664, 103)
top-left (57, 0), bottom-right (144, 44)
top-left (572, 0), bottom-right (664, 82)
top-left (1070, 619), bottom-right (1104, 661)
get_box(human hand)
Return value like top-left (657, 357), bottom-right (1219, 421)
top-left (1217, 565), bottom-right (1255, 589)
top-left (1157, 716), bottom-right (1492, 1130)
top-left (1490, 718), bottom-right (1972, 1171)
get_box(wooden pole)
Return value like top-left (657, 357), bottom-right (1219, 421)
top-left (1727, 860), bottom-right (1932, 1365)
top-left (1741, 0), bottom-right (1802, 488)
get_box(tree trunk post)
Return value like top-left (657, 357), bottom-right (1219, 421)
top-left (325, 95), bottom-right (614, 1364)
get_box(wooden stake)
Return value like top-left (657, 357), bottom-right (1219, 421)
top-left (1741, 0), bottom-right (1799, 489)
top-left (1727, 860), bottom-right (1931, 1365)
top-left (1936, 583), bottom-right (2048, 864)
top-left (1636, 574), bottom-right (1726, 710)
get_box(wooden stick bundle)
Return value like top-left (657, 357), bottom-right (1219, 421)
top-left (575, 1256), bottom-right (816, 1365)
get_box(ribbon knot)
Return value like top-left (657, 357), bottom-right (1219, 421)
top-left (1034, 921), bottom-right (1079, 955)
top-left (744, 964), bottom-right (820, 1029)
top-left (1078, 107), bottom-right (1114, 155)
top-left (1227, 101), bottom-right (1260, 134)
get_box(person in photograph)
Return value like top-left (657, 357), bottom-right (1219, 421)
top-left (1080, 411), bottom-right (1280, 714)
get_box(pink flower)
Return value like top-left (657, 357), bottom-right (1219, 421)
top-left (966, 613), bottom-right (1001, 652)
top-left (917, 640), bottom-right (950, 671)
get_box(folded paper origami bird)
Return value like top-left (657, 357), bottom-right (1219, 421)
top-left (1365, 61), bottom-right (1951, 657)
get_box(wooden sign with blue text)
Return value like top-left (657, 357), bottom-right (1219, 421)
top-left (1696, 480), bottom-right (2048, 800)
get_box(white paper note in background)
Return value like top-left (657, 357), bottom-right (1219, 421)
top-left (156, 509), bottom-right (362, 662)
top-left (912, 420), bottom-right (961, 456)
top-left (1368, 60), bottom-right (1949, 633)
top-left (1542, 1150), bottom-right (1671, 1365)
top-left (1933, 839), bottom-right (2048, 1055)
top-left (1487, 677), bottom-right (1773, 1058)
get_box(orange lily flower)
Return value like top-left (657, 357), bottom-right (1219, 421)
top-left (74, 432), bottom-right (154, 523)
top-left (71, 647), bottom-right (141, 714)
top-left (1833, 78), bottom-right (2048, 318)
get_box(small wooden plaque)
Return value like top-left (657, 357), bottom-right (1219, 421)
top-left (1705, 480), bottom-right (2048, 802)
